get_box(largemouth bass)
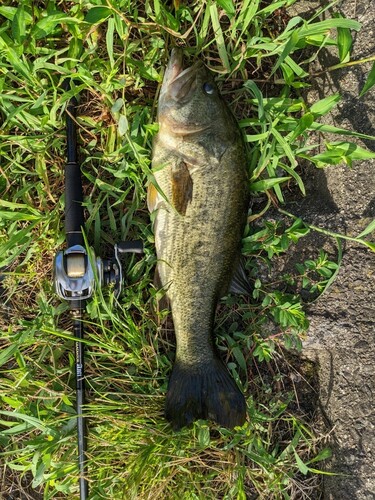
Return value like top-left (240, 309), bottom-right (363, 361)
top-left (148, 49), bottom-right (249, 429)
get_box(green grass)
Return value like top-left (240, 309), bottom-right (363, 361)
top-left (1, 0), bottom-right (374, 498)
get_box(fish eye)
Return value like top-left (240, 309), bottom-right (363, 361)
top-left (203, 82), bottom-right (214, 95)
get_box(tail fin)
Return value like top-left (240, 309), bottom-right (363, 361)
top-left (165, 357), bottom-right (246, 429)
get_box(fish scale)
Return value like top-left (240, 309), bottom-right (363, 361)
top-left (148, 49), bottom-right (249, 428)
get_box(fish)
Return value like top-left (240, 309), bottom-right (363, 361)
top-left (147, 49), bottom-right (249, 429)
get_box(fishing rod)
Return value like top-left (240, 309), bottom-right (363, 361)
top-left (54, 86), bottom-right (143, 499)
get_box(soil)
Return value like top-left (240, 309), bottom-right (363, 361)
top-left (284, 1), bottom-right (375, 498)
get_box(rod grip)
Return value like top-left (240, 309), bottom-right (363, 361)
top-left (66, 96), bottom-right (78, 164)
top-left (64, 96), bottom-right (84, 248)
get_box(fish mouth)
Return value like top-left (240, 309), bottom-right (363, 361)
top-left (158, 49), bottom-right (211, 135)
top-left (161, 49), bottom-right (204, 101)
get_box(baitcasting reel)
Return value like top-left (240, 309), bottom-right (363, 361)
top-left (54, 240), bottom-right (143, 301)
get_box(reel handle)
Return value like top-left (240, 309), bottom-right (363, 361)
top-left (117, 240), bottom-right (144, 254)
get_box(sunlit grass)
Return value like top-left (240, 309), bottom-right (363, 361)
top-left (1, 0), bottom-right (374, 498)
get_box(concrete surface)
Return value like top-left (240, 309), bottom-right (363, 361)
top-left (286, 1), bottom-right (375, 498)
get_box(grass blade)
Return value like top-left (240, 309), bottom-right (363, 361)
top-left (310, 94), bottom-right (341, 116)
top-left (336, 15), bottom-right (352, 62)
top-left (11, 5), bottom-right (26, 45)
top-left (359, 60), bottom-right (375, 97)
top-left (250, 177), bottom-right (291, 192)
top-left (209, 3), bottom-right (230, 72)
top-left (299, 18), bottom-right (361, 38)
top-left (357, 219), bottom-right (375, 239)
top-left (216, 0), bottom-right (235, 18)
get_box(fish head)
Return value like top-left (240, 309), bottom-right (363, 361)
top-left (158, 49), bottom-right (237, 139)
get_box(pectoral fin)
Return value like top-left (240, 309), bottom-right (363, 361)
top-left (171, 161), bottom-right (193, 215)
top-left (147, 182), bottom-right (160, 213)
